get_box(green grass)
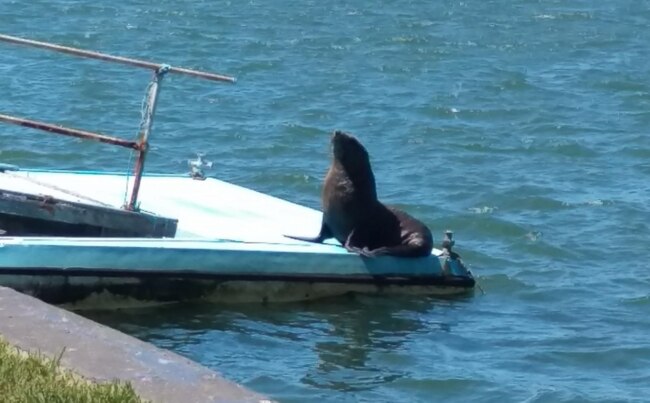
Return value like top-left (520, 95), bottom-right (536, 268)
top-left (0, 338), bottom-right (145, 403)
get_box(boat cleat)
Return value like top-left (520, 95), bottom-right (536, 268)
top-left (440, 230), bottom-right (469, 277)
top-left (188, 153), bottom-right (213, 180)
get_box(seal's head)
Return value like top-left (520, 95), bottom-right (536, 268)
top-left (331, 130), bottom-right (370, 169)
top-left (330, 130), bottom-right (376, 198)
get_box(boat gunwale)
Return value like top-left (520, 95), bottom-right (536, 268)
top-left (0, 266), bottom-right (475, 287)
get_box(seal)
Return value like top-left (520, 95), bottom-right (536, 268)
top-left (286, 130), bottom-right (433, 258)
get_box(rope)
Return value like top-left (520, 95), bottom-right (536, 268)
top-left (1, 171), bottom-right (115, 208)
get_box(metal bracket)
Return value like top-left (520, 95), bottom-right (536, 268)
top-left (442, 230), bottom-right (455, 253)
top-left (188, 153), bottom-right (213, 180)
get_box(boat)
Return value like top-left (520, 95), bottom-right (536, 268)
top-left (0, 34), bottom-right (475, 306)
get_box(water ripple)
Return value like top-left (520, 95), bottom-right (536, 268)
top-left (4, 0), bottom-right (650, 401)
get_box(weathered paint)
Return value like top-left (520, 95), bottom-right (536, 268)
top-left (0, 170), bottom-right (475, 303)
top-left (0, 188), bottom-right (177, 237)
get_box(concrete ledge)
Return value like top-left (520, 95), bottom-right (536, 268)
top-left (0, 286), bottom-right (271, 403)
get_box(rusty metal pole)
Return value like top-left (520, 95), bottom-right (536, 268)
top-left (0, 34), bottom-right (235, 83)
top-left (0, 113), bottom-right (140, 150)
top-left (0, 33), bottom-right (237, 211)
top-left (126, 65), bottom-right (169, 211)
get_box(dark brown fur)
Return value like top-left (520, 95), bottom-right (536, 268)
top-left (286, 130), bottom-right (433, 258)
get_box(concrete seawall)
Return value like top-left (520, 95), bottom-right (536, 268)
top-left (0, 286), bottom-right (272, 403)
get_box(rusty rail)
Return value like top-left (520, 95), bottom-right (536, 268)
top-left (0, 34), bottom-right (236, 211)
top-left (0, 113), bottom-right (141, 150)
top-left (127, 65), bottom-right (166, 211)
top-left (0, 34), bottom-right (235, 83)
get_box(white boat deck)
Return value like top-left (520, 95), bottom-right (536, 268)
top-left (0, 169), bottom-right (474, 304)
top-left (0, 168), bottom-right (328, 243)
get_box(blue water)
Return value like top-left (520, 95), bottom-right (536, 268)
top-left (2, 0), bottom-right (650, 401)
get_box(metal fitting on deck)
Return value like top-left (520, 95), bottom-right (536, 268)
top-left (442, 230), bottom-right (455, 253)
top-left (188, 154), bottom-right (213, 180)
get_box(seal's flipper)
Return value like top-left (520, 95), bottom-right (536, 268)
top-left (284, 222), bottom-right (333, 244)
top-left (346, 244), bottom-right (429, 258)
top-left (343, 228), bottom-right (361, 251)
top-left (344, 227), bottom-right (432, 258)
top-left (343, 228), bottom-right (376, 256)
top-left (360, 246), bottom-right (390, 257)
top-left (347, 246), bottom-right (384, 258)
top-left (366, 242), bottom-right (432, 258)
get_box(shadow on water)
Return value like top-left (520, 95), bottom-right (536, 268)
top-left (82, 293), bottom-right (473, 394)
